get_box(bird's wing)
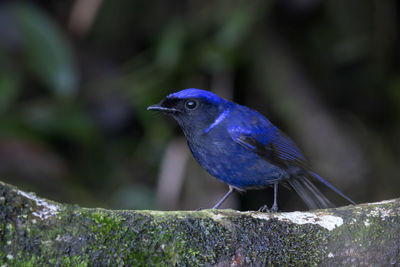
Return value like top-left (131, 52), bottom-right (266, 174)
top-left (229, 125), bottom-right (356, 206)
top-left (229, 126), bottom-right (311, 171)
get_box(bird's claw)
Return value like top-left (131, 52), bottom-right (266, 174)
top-left (258, 204), bottom-right (278, 213)
top-left (270, 204), bottom-right (279, 213)
top-left (258, 205), bottom-right (269, 212)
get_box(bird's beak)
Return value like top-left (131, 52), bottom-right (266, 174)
top-left (147, 104), bottom-right (179, 113)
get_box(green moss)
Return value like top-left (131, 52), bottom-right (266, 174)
top-left (0, 204), bottom-right (330, 266)
top-left (5, 255), bottom-right (89, 267)
top-left (0, 181), bottom-right (351, 266)
top-left (331, 205), bottom-right (392, 246)
top-left (324, 202), bottom-right (400, 265)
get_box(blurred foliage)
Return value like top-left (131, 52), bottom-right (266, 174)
top-left (0, 0), bottom-right (399, 210)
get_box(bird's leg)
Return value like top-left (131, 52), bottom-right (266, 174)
top-left (258, 182), bottom-right (279, 212)
top-left (213, 186), bottom-right (235, 209)
top-left (270, 182), bottom-right (279, 212)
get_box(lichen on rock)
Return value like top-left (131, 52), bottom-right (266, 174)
top-left (1, 181), bottom-right (400, 266)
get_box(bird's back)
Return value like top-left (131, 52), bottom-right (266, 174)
top-left (187, 101), bottom-right (290, 189)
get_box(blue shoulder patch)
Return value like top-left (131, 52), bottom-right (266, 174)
top-left (167, 88), bottom-right (224, 104)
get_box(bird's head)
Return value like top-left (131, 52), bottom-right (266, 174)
top-left (147, 88), bottom-right (228, 137)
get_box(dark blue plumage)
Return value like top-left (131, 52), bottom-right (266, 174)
top-left (148, 88), bottom-right (355, 210)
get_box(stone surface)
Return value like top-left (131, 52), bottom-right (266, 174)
top-left (1, 181), bottom-right (399, 266)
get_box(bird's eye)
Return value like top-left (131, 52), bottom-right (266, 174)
top-left (184, 99), bottom-right (198, 110)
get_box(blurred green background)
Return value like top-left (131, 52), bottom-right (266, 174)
top-left (0, 0), bottom-right (399, 211)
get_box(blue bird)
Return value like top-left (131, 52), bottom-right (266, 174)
top-left (148, 88), bottom-right (355, 211)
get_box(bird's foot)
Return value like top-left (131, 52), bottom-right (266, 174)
top-left (258, 204), bottom-right (278, 213)
top-left (270, 204), bottom-right (279, 213)
top-left (258, 205), bottom-right (269, 212)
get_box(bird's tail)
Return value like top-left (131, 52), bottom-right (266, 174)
top-left (310, 171), bottom-right (356, 205)
top-left (288, 171), bottom-right (356, 210)
top-left (288, 176), bottom-right (335, 209)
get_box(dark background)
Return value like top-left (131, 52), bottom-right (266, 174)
top-left (0, 0), bottom-right (399, 211)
